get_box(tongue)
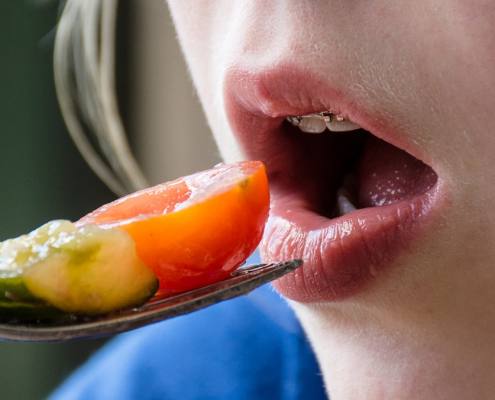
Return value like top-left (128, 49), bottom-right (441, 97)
top-left (357, 137), bottom-right (437, 208)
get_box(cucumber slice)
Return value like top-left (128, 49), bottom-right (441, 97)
top-left (0, 221), bottom-right (158, 315)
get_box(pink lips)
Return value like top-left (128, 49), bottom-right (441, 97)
top-left (224, 65), bottom-right (446, 302)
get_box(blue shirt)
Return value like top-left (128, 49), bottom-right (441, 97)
top-left (51, 257), bottom-right (326, 400)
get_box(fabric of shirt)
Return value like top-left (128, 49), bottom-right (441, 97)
top-left (50, 256), bottom-right (326, 400)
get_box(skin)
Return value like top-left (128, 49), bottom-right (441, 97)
top-left (166, 1), bottom-right (495, 398)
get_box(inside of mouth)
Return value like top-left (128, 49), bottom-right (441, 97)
top-left (279, 122), bottom-right (438, 217)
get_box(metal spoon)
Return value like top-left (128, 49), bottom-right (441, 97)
top-left (0, 260), bottom-right (301, 342)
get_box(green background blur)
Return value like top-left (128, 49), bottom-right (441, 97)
top-left (0, 1), bottom-right (116, 398)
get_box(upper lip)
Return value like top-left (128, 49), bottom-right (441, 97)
top-left (223, 63), bottom-right (429, 167)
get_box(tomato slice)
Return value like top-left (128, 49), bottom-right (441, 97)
top-left (78, 161), bottom-right (269, 297)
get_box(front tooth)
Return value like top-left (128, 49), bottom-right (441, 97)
top-left (296, 115), bottom-right (327, 134)
top-left (325, 115), bottom-right (361, 132)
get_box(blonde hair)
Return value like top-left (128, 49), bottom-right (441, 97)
top-left (54, 0), bottom-right (148, 195)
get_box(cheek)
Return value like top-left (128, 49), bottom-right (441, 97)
top-left (422, 3), bottom-right (495, 214)
top-left (349, 1), bottom-right (495, 186)
top-left (167, 2), bottom-right (213, 78)
top-left (167, 1), bottom-right (244, 161)
top-left (167, 1), bottom-right (236, 83)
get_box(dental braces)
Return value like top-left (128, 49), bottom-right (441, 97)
top-left (286, 111), bottom-right (342, 125)
top-left (286, 112), bottom-right (360, 133)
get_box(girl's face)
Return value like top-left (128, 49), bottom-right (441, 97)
top-left (167, 0), bottom-right (495, 393)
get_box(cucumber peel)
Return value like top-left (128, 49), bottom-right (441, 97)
top-left (0, 300), bottom-right (66, 323)
top-left (0, 221), bottom-right (158, 317)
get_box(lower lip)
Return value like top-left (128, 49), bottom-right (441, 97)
top-left (261, 182), bottom-right (446, 302)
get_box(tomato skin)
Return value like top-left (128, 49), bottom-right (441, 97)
top-left (78, 161), bottom-right (269, 297)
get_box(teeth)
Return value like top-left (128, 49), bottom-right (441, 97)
top-left (287, 115), bottom-right (327, 134)
top-left (335, 174), bottom-right (358, 216)
top-left (336, 188), bottom-right (357, 215)
top-left (325, 115), bottom-right (361, 132)
top-left (286, 112), bottom-right (361, 133)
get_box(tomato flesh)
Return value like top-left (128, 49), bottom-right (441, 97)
top-left (78, 161), bottom-right (269, 297)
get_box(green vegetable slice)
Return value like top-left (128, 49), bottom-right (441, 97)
top-left (0, 221), bottom-right (158, 316)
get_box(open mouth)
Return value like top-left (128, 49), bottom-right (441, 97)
top-left (276, 113), bottom-right (437, 219)
top-left (225, 66), bottom-right (445, 302)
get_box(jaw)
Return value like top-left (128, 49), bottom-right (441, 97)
top-left (288, 182), bottom-right (495, 399)
top-left (294, 291), bottom-right (495, 400)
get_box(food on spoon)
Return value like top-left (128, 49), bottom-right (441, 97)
top-left (78, 160), bottom-right (270, 297)
top-left (0, 220), bottom-right (157, 316)
top-left (0, 161), bottom-right (269, 317)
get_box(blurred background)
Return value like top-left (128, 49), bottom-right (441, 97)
top-left (0, 0), bottom-right (219, 398)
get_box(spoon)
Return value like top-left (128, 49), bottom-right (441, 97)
top-left (0, 260), bottom-right (301, 342)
